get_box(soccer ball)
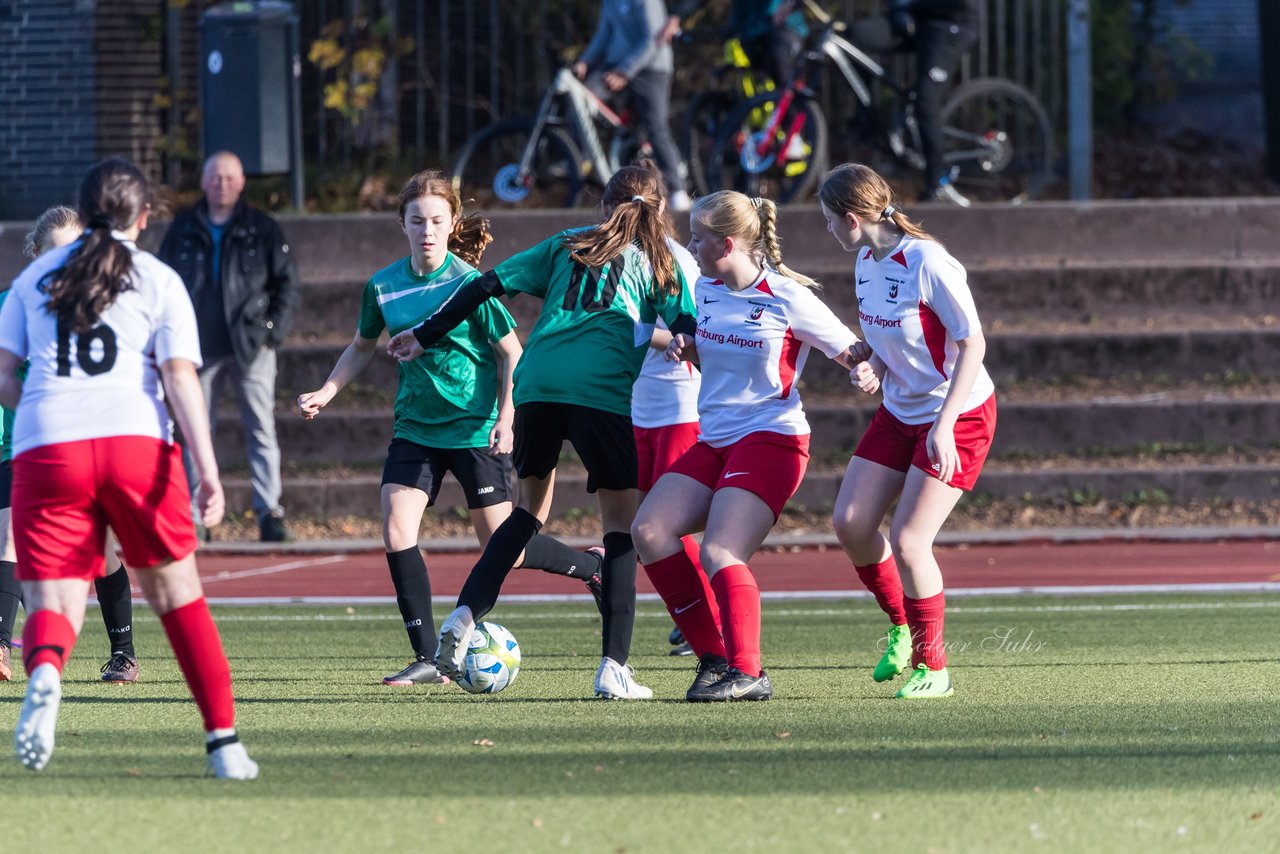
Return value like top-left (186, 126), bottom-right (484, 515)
top-left (458, 621), bottom-right (521, 694)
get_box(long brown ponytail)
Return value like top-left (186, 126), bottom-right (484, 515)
top-left (561, 161), bottom-right (678, 296)
top-left (44, 158), bottom-right (150, 334)
top-left (818, 162), bottom-right (939, 244)
top-left (396, 169), bottom-right (493, 267)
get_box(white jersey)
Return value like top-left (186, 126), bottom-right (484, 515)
top-left (0, 235), bottom-right (203, 456)
top-left (855, 236), bottom-right (995, 425)
top-left (631, 239), bottom-right (702, 428)
top-left (693, 269), bottom-right (858, 446)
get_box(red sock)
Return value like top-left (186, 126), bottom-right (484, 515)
top-left (682, 536), bottom-right (723, 635)
top-left (22, 610), bottom-right (78, 675)
top-left (644, 549), bottom-right (726, 659)
top-left (160, 598), bottom-right (236, 731)
top-left (903, 592), bottom-right (947, 670)
top-left (854, 556), bottom-right (907, 625)
top-left (709, 565), bottom-right (762, 677)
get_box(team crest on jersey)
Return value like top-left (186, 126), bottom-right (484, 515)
top-left (749, 306), bottom-right (764, 320)
top-left (885, 277), bottom-right (902, 302)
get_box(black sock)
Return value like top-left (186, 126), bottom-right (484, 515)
top-left (386, 547), bottom-right (436, 659)
top-left (0, 560), bottom-right (19, 647)
top-left (519, 534), bottom-right (600, 579)
top-left (94, 566), bottom-right (135, 657)
top-left (458, 507), bottom-right (542, 620)
top-left (600, 531), bottom-right (637, 664)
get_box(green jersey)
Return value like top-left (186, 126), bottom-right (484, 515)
top-left (358, 253), bottom-right (516, 449)
top-left (0, 290), bottom-right (25, 464)
top-left (496, 229), bottom-right (695, 416)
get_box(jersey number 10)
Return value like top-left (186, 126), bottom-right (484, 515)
top-left (56, 319), bottom-right (118, 377)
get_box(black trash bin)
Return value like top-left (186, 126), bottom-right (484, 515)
top-left (199, 1), bottom-right (303, 203)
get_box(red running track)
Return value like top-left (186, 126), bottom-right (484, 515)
top-left (188, 540), bottom-right (1280, 601)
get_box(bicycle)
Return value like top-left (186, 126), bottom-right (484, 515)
top-left (452, 67), bottom-right (647, 208)
top-left (706, 0), bottom-right (1055, 205)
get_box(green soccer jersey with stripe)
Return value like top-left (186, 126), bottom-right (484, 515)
top-left (0, 289), bottom-right (26, 464)
top-left (358, 253), bottom-right (517, 449)
top-left (496, 229), bottom-right (695, 417)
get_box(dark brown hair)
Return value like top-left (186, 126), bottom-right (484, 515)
top-left (561, 161), bottom-right (678, 296)
top-left (44, 159), bottom-right (149, 333)
top-left (818, 162), bottom-right (939, 243)
top-left (396, 169), bottom-right (493, 266)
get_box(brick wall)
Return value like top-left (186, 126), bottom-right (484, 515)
top-left (0, 0), bottom-right (164, 220)
top-left (0, 0), bottom-right (99, 219)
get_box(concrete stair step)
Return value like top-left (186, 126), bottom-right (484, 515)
top-left (272, 327), bottom-right (1280, 396)
top-left (217, 397), bottom-right (1280, 466)
top-left (224, 461), bottom-right (1280, 519)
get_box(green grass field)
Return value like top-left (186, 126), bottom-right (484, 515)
top-left (2, 593), bottom-right (1277, 852)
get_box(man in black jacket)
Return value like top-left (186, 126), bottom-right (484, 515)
top-left (159, 151), bottom-right (299, 541)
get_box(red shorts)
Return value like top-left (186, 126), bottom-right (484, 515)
top-left (634, 421), bottom-right (701, 492)
top-left (853, 394), bottom-right (997, 491)
top-left (12, 436), bottom-right (198, 581)
top-left (667, 431), bottom-right (810, 519)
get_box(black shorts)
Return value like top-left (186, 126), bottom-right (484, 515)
top-left (0, 459), bottom-right (10, 510)
top-left (513, 401), bottom-right (637, 492)
top-left (381, 439), bottom-right (513, 509)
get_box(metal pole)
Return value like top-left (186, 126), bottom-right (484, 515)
top-left (1259, 0), bottom-right (1280, 182)
top-left (1066, 0), bottom-right (1091, 200)
top-left (289, 9), bottom-right (305, 211)
top-left (416, 0), bottom-right (426, 160)
top-left (166, 3), bottom-right (182, 187)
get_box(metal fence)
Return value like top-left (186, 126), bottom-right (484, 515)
top-left (167, 1), bottom-right (1069, 181)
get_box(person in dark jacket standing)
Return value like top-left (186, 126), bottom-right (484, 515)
top-left (158, 151), bottom-right (299, 541)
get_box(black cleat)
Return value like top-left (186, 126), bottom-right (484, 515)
top-left (668, 626), bottom-right (685, 646)
top-left (669, 641), bottom-right (694, 657)
top-left (687, 667), bottom-right (772, 702)
top-left (100, 651), bottom-right (139, 683)
top-left (382, 657), bottom-right (450, 686)
top-left (585, 572), bottom-right (605, 616)
top-left (686, 654), bottom-right (728, 700)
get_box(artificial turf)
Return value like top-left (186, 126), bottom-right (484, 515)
top-left (2, 593), bottom-right (1277, 852)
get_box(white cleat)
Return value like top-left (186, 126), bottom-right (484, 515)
top-left (435, 607), bottom-right (475, 682)
top-left (15, 662), bottom-right (62, 771)
top-left (206, 738), bottom-right (260, 780)
top-left (594, 657), bottom-right (653, 700)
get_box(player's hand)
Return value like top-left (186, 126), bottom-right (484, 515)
top-left (297, 386), bottom-right (335, 420)
top-left (848, 340), bottom-right (873, 363)
top-left (489, 417), bottom-right (514, 456)
top-left (603, 71), bottom-right (628, 92)
top-left (850, 360), bottom-right (881, 395)
top-left (665, 332), bottom-right (696, 362)
top-left (925, 421), bottom-right (961, 486)
top-left (196, 478), bottom-right (225, 529)
top-left (572, 61), bottom-right (588, 80)
top-left (659, 15), bottom-right (681, 44)
top-left (387, 329), bottom-right (425, 363)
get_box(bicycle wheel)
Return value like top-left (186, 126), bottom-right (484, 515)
top-left (452, 118), bottom-right (585, 208)
top-left (682, 90), bottom-right (739, 197)
top-left (940, 78), bottom-right (1055, 204)
top-left (708, 91), bottom-right (828, 204)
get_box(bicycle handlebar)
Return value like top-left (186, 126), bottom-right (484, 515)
top-left (799, 0), bottom-right (845, 32)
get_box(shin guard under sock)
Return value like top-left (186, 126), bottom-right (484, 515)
top-left (903, 591), bottom-right (947, 670)
top-left (643, 549), bottom-right (725, 659)
top-left (709, 565), bottom-right (762, 677)
top-left (160, 598), bottom-right (235, 731)
top-left (386, 547), bottom-right (437, 659)
top-left (457, 507), bottom-right (541, 620)
top-left (22, 609), bottom-right (78, 675)
top-left (520, 534), bottom-right (600, 579)
top-left (94, 566), bottom-right (136, 657)
top-left (854, 555), bottom-right (907, 626)
top-left (600, 531), bottom-right (637, 664)
top-left (0, 560), bottom-right (18, 646)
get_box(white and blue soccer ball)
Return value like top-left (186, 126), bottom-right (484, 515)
top-left (459, 621), bottom-right (521, 694)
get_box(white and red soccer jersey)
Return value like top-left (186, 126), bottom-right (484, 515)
top-left (692, 269), bottom-right (858, 446)
top-left (0, 236), bottom-right (202, 457)
top-left (631, 239), bottom-right (702, 429)
top-left (855, 236), bottom-right (994, 425)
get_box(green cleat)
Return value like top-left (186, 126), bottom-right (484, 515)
top-left (873, 623), bottom-right (912, 682)
top-left (895, 664), bottom-right (954, 699)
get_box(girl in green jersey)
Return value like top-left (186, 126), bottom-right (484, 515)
top-left (388, 162), bottom-right (697, 699)
top-left (297, 171), bottom-right (529, 686)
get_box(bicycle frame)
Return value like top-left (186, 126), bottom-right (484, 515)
top-left (521, 68), bottom-right (624, 188)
